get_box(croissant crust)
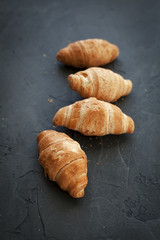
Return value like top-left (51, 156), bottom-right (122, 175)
top-left (56, 39), bottom-right (119, 68)
top-left (68, 67), bottom-right (132, 102)
top-left (37, 130), bottom-right (88, 198)
top-left (53, 98), bottom-right (135, 136)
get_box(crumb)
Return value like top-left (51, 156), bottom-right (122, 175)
top-left (121, 97), bottom-right (124, 101)
top-left (89, 144), bottom-right (92, 147)
top-left (44, 71), bottom-right (48, 74)
top-left (85, 146), bottom-right (88, 149)
top-left (144, 88), bottom-right (147, 92)
top-left (43, 53), bottom-right (47, 57)
top-left (95, 137), bottom-right (98, 139)
top-left (53, 125), bottom-right (56, 128)
top-left (1, 117), bottom-right (4, 120)
top-left (38, 229), bottom-right (40, 232)
top-left (48, 98), bottom-right (53, 103)
top-left (99, 142), bottom-right (102, 145)
top-left (89, 137), bottom-right (92, 140)
top-left (96, 162), bottom-right (99, 165)
top-left (81, 145), bottom-right (84, 148)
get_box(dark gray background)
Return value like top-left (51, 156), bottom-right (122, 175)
top-left (0, 0), bottom-right (160, 239)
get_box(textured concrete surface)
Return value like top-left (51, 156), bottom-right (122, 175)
top-left (0, 0), bottom-right (160, 239)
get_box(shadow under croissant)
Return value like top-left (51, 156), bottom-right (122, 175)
top-left (53, 126), bottom-right (132, 146)
top-left (41, 171), bottom-right (87, 205)
top-left (53, 127), bottom-right (134, 152)
top-left (56, 58), bottom-right (124, 75)
top-left (105, 58), bottom-right (126, 75)
top-left (56, 63), bottom-right (80, 77)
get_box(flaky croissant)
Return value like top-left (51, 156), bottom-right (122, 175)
top-left (56, 39), bottom-right (119, 68)
top-left (37, 130), bottom-right (88, 198)
top-left (68, 67), bottom-right (132, 102)
top-left (53, 98), bottom-right (135, 136)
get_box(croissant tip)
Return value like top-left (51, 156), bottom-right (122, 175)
top-left (114, 45), bottom-right (119, 58)
top-left (129, 118), bottom-right (135, 134)
top-left (37, 130), bottom-right (53, 143)
top-left (68, 75), bottom-right (72, 85)
top-left (117, 45), bottom-right (120, 55)
top-left (72, 189), bottom-right (85, 198)
top-left (132, 122), bottom-right (135, 133)
top-left (56, 51), bottom-right (61, 62)
top-left (68, 75), bottom-right (80, 91)
top-left (53, 113), bottom-right (60, 126)
top-left (67, 74), bottom-right (72, 81)
top-left (129, 80), bottom-right (133, 90)
top-left (37, 130), bottom-right (45, 143)
top-left (108, 44), bottom-right (119, 62)
top-left (56, 49), bottom-right (65, 62)
top-left (125, 79), bottom-right (133, 94)
top-left (53, 116), bottom-right (56, 125)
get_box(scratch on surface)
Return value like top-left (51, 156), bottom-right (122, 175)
top-left (15, 211), bottom-right (28, 230)
top-left (117, 141), bottom-right (127, 168)
top-left (49, 95), bottom-right (73, 104)
top-left (126, 167), bottom-right (130, 193)
top-left (36, 190), bottom-right (45, 237)
top-left (16, 170), bottom-right (41, 179)
top-left (4, 229), bottom-right (20, 234)
top-left (143, 216), bottom-right (160, 223)
top-left (128, 215), bottom-right (160, 224)
top-left (117, 141), bottom-right (132, 192)
top-left (126, 145), bottom-right (134, 193)
top-left (97, 180), bottom-right (121, 188)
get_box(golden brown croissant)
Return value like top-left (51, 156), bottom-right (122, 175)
top-left (37, 130), bottom-right (88, 198)
top-left (53, 98), bottom-right (135, 136)
top-left (68, 67), bottom-right (132, 102)
top-left (56, 39), bottom-right (119, 68)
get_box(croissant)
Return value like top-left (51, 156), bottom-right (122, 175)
top-left (68, 67), bottom-right (132, 102)
top-left (53, 98), bottom-right (135, 136)
top-left (56, 39), bottom-right (119, 68)
top-left (37, 130), bottom-right (88, 198)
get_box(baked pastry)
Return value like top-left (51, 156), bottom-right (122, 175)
top-left (68, 67), bottom-right (132, 102)
top-left (53, 97), bottom-right (135, 136)
top-left (37, 130), bottom-right (88, 198)
top-left (56, 39), bottom-right (119, 68)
